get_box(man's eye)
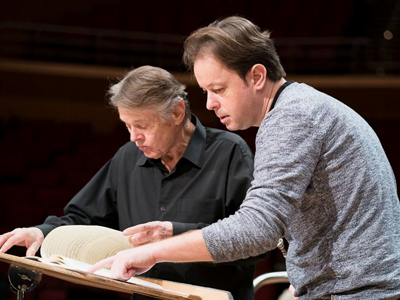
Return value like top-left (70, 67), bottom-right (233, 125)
top-left (214, 88), bottom-right (223, 94)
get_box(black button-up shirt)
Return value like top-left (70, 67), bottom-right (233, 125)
top-left (38, 115), bottom-right (257, 299)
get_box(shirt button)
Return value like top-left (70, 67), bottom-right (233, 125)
top-left (160, 206), bottom-right (166, 211)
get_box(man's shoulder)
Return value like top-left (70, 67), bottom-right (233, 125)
top-left (204, 127), bottom-right (253, 155)
top-left (205, 127), bottom-right (244, 143)
top-left (117, 140), bottom-right (136, 151)
top-left (113, 141), bottom-right (143, 161)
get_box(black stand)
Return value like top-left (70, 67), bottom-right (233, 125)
top-left (8, 262), bottom-right (42, 300)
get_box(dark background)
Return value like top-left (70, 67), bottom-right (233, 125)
top-left (0, 1), bottom-right (399, 299)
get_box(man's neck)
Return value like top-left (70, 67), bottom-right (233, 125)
top-left (264, 78), bottom-right (286, 118)
top-left (161, 119), bottom-right (195, 172)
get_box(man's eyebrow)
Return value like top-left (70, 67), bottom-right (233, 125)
top-left (204, 81), bottom-right (224, 89)
top-left (204, 82), bottom-right (214, 88)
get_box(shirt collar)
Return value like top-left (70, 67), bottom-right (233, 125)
top-left (270, 81), bottom-right (294, 111)
top-left (137, 114), bottom-right (205, 168)
top-left (182, 114), bottom-right (205, 168)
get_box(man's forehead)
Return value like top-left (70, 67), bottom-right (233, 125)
top-left (194, 57), bottom-right (231, 86)
top-left (118, 107), bottom-right (154, 122)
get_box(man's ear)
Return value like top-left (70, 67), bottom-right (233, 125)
top-left (173, 99), bottom-right (186, 125)
top-left (249, 64), bottom-right (267, 91)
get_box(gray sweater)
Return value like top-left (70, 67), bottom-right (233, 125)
top-left (203, 83), bottom-right (400, 299)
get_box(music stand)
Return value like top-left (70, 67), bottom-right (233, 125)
top-left (0, 253), bottom-right (233, 300)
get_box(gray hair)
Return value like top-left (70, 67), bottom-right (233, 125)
top-left (109, 66), bottom-right (190, 122)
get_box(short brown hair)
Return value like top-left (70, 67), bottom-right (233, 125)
top-left (109, 66), bottom-right (190, 122)
top-left (183, 16), bottom-right (286, 82)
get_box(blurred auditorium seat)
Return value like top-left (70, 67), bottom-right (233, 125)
top-left (151, 2), bottom-right (177, 33)
top-left (317, 2), bottom-right (354, 36)
top-left (0, 152), bottom-right (28, 181)
top-left (26, 168), bottom-right (61, 187)
top-left (53, 155), bottom-right (84, 174)
top-left (26, 142), bottom-right (55, 167)
top-left (75, 140), bottom-right (107, 157)
top-left (32, 187), bottom-right (71, 212)
top-left (0, 184), bottom-right (32, 204)
top-left (174, 0), bottom-right (203, 34)
top-left (3, 203), bottom-right (47, 229)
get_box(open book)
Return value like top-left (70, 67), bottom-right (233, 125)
top-left (32, 225), bottom-right (163, 290)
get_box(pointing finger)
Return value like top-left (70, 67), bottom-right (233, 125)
top-left (87, 256), bottom-right (115, 273)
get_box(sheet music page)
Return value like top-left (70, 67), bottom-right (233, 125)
top-left (40, 254), bottom-right (164, 290)
top-left (40, 225), bottom-right (132, 264)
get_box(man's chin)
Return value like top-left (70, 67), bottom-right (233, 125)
top-left (143, 152), bottom-right (160, 160)
top-left (226, 123), bottom-right (251, 132)
top-left (225, 122), bottom-right (239, 131)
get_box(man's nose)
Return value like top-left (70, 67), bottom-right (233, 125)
top-left (206, 93), bottom-right (219, 111)
top-left (130, 129), bottom-right (142, 142)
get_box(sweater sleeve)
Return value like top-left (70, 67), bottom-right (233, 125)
top-left (202, 99), bottom-right (323, 262)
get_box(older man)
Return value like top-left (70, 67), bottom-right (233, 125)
top-left (89, 17), bottom-right (400, 300)
top-left (0, 66), bottom-right (259, 299)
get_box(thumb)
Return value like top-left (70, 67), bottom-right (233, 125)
top-left (123, 225), bottom-right (145, 236)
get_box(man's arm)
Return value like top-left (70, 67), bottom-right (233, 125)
top-left (89, 229), bottom-right (212, 280)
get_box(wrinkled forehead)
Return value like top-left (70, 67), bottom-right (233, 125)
top-left (117, 106), bottom-right (160, 123)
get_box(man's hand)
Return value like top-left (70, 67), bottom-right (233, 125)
top-left (88, 246), bottom-right (156, 280)
top-left (0, 227), bottom-right (44, 256)
top-left (88, 230), bottom-right (212, 281)
top-left (123, 221), bottom-right (173, 246)
top-left (289, 284), bottom-right (299, 300)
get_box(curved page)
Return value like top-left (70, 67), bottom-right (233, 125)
top-left (41, 225), bottom-right (132, 265)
